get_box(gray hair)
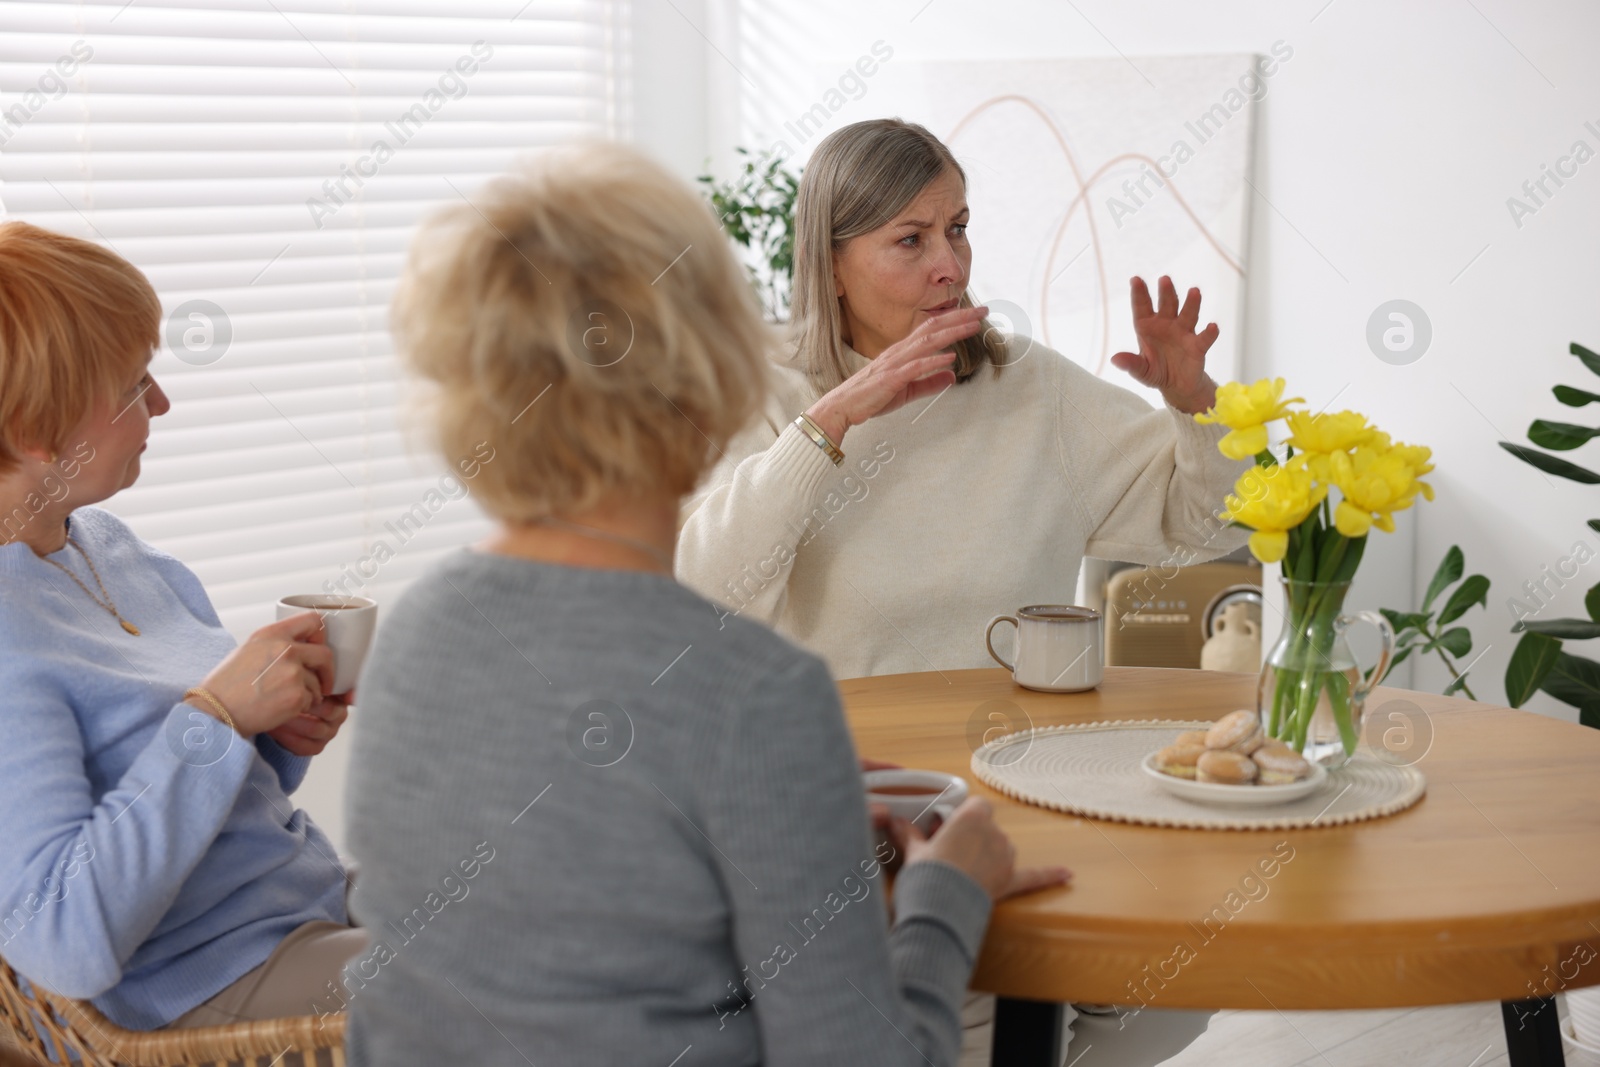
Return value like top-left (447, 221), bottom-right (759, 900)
top-left (789, 118), bottom-right (1007, 395)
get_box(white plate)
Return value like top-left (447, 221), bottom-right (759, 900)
top-left (1141, 751), bottom-right (1328, 806)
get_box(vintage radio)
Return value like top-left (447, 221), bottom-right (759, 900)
top-left (1103, 560), bottom-right (1262, 669)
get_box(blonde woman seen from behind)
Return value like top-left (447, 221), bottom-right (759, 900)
top-left (340, 140), bottom-right (1068, 1067)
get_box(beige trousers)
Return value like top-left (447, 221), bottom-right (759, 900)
top-left (165, 921), bottom-right (367, 1067)
top-left (167, 921), bottom-right (369, 1030)
top-left (166, 871), bottom-right (367, 1067)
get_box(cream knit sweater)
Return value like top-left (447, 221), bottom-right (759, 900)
top-left (674, 341), bottom-right (1252, 682)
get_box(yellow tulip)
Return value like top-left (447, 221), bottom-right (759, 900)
top-left (1197, 378), bottom-right (1438, 557)
top-left (1218, 424), bottom-right (1268, 461)
top-left (1392, 441), bottom-right (1435, 502)
top-left (1221, 459), bottom-right (1327, 564)
top-left (1196, 378), bottom-right (1305, 460)
top-left (1285, 410), bottom-right (1376, 455)
top-left (1335, 500), bottom-right (1374, 537)
top-left (1390, 440), bottom-right (1436, 485)
top-left (1303, 449), bottom-right (1349, 488)
top-left (1334, 443), bottom-right (1429, 535)
top-left (1249, 530), bottom-right (1290, 564)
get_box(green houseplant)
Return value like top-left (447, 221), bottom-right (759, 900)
top-left (1372, 545), bottom-right (1489, 699)
top-left (1500, 341), bottom-right (1600, 728)
top-left (1499, 340), bottom-right (1600, 1047)
top-left (697, 147), bottom-right (801, 322)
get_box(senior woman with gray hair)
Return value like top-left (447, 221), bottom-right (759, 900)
top-left (340, 140), bottom-right (1068, 1067)
top-left (675, 119), bottom-right (1251, 1065)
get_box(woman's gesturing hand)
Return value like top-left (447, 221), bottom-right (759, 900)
top-left (1110, 276), bottom-right (1221, 415)
top-left (192, 612), bottom-right (335, 739)
top-left (899, 796), bottom-right (1072, 902)
top-left (803, 306), bottom-right (987, 445)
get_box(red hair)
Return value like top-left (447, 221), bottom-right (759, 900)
top-left (0, 221), bottom-right (160, 475)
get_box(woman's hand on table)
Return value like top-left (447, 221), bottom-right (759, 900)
top-left (898, 796), bottom-right (1072, 902)
top-left (190, 613), bottom-right (335, 739)
top-left (803, 306), bottom-right (985, 445)
top-left (1109, 275), bottom-right (1221, 416)
top-left (265, 692), bottom-right (352, 757)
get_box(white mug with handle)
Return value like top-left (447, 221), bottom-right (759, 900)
top-left (863, 769), bottom-right (967, 836)
top-left (985, 605), bottom-right (1104, 693)
top-left (275, 594), bottom-right (378, 696)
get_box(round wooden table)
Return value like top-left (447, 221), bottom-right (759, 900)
top-left (838, 666), bottom-right (1600, 1067)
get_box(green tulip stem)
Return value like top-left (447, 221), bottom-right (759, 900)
top-left (1326, 668), bottom-right (1358, 756)
top-left (1267, 665), bottom-right (1290, 736)
top-left (1269, 566), bottom-right (1361, 760)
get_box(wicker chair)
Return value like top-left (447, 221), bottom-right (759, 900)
top-left (0, 957), bottom-right (345, 1067)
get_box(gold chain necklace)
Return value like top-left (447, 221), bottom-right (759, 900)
top-left (42, 536), bottom-right (140, 636)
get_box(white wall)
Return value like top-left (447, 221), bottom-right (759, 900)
top-left (630, 0), bottom-right (711, 179)
top-left (688, 0), bottom-right (1600, 718)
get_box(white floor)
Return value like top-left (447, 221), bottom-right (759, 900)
top-left (1158, 998), bottom-right (1599, 1067)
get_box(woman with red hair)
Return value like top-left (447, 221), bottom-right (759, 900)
top-left (0, 221), bottom-right (365, 1042)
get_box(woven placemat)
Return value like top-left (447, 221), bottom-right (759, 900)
top-left (970, 720), bottom-right (1427, 830)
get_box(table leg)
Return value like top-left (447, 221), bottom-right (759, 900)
top-left (1501, 997), bottom-right (1565, 1066)
top-left (992, 997), bottom-right (1062, 1067)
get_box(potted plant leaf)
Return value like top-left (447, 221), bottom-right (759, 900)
top-left (1501, 342), bottom-right (1600, 728)
top-left (1372, 545), bottom-right (1489, 698)
top-left (1498, 339), bottom-right (1600, 1051)
top-left (697, 147), bottom-right (801, 323)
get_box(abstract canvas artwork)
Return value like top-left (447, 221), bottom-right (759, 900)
top-left (801, 52), bottom-right (1277, 405)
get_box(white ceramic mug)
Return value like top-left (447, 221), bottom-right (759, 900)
top-left (863, 769), bottom-right (968, 835)
top-left (985, 605), bottom-right (1104, 693)
top-left (275, 594), bottom-right (378, 696)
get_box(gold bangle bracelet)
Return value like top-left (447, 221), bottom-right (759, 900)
top-left (794, 413), bottom-right (844, 466)
top-left (183, 687), bottom-right (238, 733)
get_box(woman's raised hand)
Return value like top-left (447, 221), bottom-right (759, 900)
top-left (1109, 276), bottom-right (1221, 415)
top-left (898, 796), bottom-right (1072, 903)
top-left (803, 306), bottom-right (987, 445)
top-left (191, 612), bottom-right (335, 738)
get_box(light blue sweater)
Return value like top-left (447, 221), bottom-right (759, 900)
top-left (0, 507), bottom-right (350, 1031)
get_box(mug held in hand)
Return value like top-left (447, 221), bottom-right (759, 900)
top-left (863, 769), bottom-right (969, 835)
top-left (275, 594), bottom-right (378, 696)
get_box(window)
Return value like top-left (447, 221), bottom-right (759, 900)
top-left (0, 0), bottom-right (630, 635)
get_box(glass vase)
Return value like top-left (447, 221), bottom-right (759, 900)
top-left (1257, 578), bottom-right (1395, 767)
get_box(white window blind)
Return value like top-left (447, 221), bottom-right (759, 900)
top-left (0, 0), bottom-right (631, 638)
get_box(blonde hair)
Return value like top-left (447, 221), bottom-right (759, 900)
top-left (789, 118), bottom-right (1007, 395)
top-left (0, 222), bottom-right (160, 476)
top-left (393, 141), bottom-right (775, 522)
